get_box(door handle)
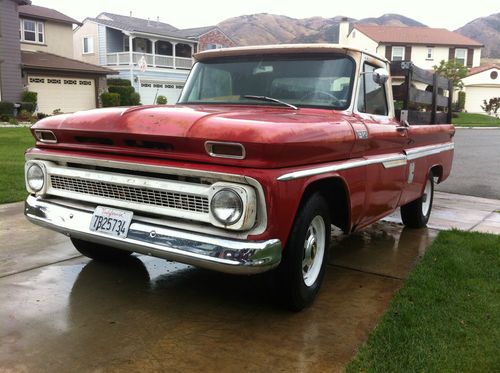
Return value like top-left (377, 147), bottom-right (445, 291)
top-left (396, 126), bottom-right (408, 132)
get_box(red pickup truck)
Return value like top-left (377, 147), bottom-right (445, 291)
top-left (24, 45), bottom-right (454, 310)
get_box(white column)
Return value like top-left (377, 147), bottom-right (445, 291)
top-left (151, 39), bottom-right (157, 67)
top-left (172, 42), bottom-right (177, 69)
top-left (128, 35), bottom-right (135, 83)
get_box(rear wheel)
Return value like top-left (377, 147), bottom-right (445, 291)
top-left (401, 172), bottom-right (434, 228)
top-left (71, 238), bottom-right (132, 261)
top-left (276, 193), bottom-right (331, 311)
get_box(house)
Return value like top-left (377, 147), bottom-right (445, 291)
top-left (0, 0), bottom-right (31, 103)
top-left (462, 65), bottom-right (500, 113)
top-left (338, 20), bottom-right (499, 113)
top-left (73, 12), bottom-right (235, 104)
top-left (339, 21), bottom-right (483, 70)
top-left (18, 4), bottom-right (117, 114)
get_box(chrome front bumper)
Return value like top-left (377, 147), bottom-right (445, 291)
top-left (25, 196), bottom-right (282, 274)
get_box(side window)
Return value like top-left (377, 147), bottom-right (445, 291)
top-left (357, 64), bottom-right (388, 116)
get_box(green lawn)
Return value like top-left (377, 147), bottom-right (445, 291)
top-left (0, 127), bottom-right (35, 203)
top-left (452, 113), bottom-right (500, 127)
top-left (347, 230), bottom-right (500, 373)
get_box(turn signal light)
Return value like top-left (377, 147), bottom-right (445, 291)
top-left (205, 141), bottom-right (246, 159)
top-left (34, 130), bottom-right (57, 143)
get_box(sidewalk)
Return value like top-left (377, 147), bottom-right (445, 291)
top-left (385, 191), bottom-right (500, 234)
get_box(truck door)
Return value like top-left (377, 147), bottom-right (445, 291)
top-left (352, 61), bottom-right (408, 226)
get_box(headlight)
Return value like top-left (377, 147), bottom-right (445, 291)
top-left (210, 188), bottom-right (243, 225)
top-left (27, 163), bottom-right (44, 192)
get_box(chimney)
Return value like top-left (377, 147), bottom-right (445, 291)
top-left (339, 17), bottom-right (349, 45)
top-left (157, 16), bottom-right (160, 27)
top-left (129, 11), bottom-right (132, 17)
top-left (147, 17), bottom-right (151, 26)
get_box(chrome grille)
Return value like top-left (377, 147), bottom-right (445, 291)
top-left (50, 175), bottom-right (209, 213)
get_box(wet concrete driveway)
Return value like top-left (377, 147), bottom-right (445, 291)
top-left (0, 203), bottom-right (437, 372)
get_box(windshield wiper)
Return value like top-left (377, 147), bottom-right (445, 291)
top-left (242, 95), bottom-right (298, 110)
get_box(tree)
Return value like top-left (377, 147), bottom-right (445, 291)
top-left (481, 97), bottom-right (500, 118)
top-left (433, 59), bottom-right (469, 90)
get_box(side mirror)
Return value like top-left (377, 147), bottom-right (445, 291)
top-left (372, 68), bottom-right (389, 85)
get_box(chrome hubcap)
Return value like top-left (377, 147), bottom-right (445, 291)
top-left (302, 216), bottom-right (326, 287)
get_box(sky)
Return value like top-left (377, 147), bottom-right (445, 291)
top-left (30, 0), bottom-right (499, 30)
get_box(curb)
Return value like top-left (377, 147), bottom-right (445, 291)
top-left (454, 126), bottom-right (500, 130)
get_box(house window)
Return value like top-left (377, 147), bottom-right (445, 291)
top-left (83, 37), bottom-right (94, 54)
top-left (391, 46), bottom-right (405, 61)
top-left (455, 48), bottom-right (467, 65)
top-left (207, 43), bottom-right (223, 50)
top-left (426, 47), bottom-right (434, 60)
top-left (20, 19), bottom-right (44, 43)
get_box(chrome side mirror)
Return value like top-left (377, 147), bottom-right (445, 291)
top-left (372, 68), bottom-right (389, 85)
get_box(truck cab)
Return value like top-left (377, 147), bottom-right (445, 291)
top-left (25, 44), bottom-right (454, 310)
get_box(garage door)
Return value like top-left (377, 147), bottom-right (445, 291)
top-left (139, 81), bottom-right (184, 105)
top-left (28, 76), bottom-right (96, 114)
top-left (465, 86), bottom-right (499, 113)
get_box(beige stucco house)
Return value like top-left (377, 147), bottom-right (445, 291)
top-left (18, 4), bottom-right (116, 114)
top-left (462, 65), bottom-right (500, 113)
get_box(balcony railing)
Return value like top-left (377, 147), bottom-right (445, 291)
top-left (106, 52), bottom-right (193, 69)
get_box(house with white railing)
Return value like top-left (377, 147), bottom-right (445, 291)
top-left (73, 12), bottom-right (235, 104)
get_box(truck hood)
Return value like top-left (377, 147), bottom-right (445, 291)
top-left (32, 105), bottom-right (355, 168)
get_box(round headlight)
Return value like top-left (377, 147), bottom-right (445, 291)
top-left (210, 189), bottom-right (243, 225)
top-left (27, 163), bottom-right (44, 192)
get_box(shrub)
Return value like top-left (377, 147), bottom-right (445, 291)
top-left (17, 109), bottom-right (32, 122)
top-left (0, 114), bottom-right (11, 122)
top-left (19, 102), bottom-right (36, 113)
top-left (52, 108), bottom-right (62, 115)
top-left (481, 97), bottom-right (500, 117)
top-left (0, 101), bottom-right (14, 116)
top-left (458, 91), bottom-right (466, 111)
top-left (36, 112), bottom-right (49, 120)
top-left (107, 78), bottom-right (132, 87)
top-left (101, 92), bottom-right (121, 107)
top-left (108, 86), bottom-right (135, 105)
top-left (156, 95), bottom-right (167, 104)
top-left (130, 92), bottom-right (141, 106)
top-left (8, 117), bottom-right (18, 125)
top-left (21, 91), bottom-right (37, 103)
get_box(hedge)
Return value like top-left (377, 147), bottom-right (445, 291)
top-left (101, 92), bottom-right (121, 107)
top-left (0, 101), bottom-right (14, 116)
top-left (21, 91), bottom-right (37, 103)
top-left (19, 102), bottom-right (36, 113)
top-left (107, 78), bottom-right (132, 87)
top-left (458, 91), bottom-right (466, 111)
top-left (156, 95), bottom-right (167, 104)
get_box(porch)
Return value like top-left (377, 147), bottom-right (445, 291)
top-left (105, 29), bottom-right (194, 70)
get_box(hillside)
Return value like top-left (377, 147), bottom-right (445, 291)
top-left (217, 12), bottom-right (500, 58)
top-left (455, 13), bottom-right (500, 58)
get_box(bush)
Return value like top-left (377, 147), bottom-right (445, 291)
top-left (36, 112), bottom-right (49, 120)
top-left (19, 102), bottom-right (36, 113)
top-left (108, 86), bottom-right (135, 105)
top-left (52, 109), bottom-right (62, 115)
top-left (21, 91), bottom-right (37, 103)
top-left (8, 117), bottom-right (18, 125)
top-left (101, 92), bottom-right (121, 107)
top-left (156, 95), bottom-right (167, 104)
top-left (107, 78), bottom-right (132, 87)
top-left (0, 101), bottom-right (14, 116)
top-left (17, 109), bottom-right (32, 122)
top-left (130, 92), bottom-right (141, 106)
top-left (0, 114), bottom-right (11, 122)
top-left (458, 91), bottom-right (466, 111)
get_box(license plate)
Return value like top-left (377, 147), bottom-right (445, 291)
top-left (89, 206), bottom-right (133, 238)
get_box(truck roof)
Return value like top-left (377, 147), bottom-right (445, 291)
top-left (194, 43), bottom-right (388, 63)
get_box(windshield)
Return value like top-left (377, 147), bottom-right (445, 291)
top-left (178, 55), bottom-right (355, 110)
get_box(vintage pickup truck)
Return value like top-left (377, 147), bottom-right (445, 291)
top-left (24, 44), bottom-right (454, 310)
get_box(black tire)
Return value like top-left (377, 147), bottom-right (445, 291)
top-left (71, 238), bottom-right (132, 261)
top-left (276, 193), bottom-right (331, 311)
top-left (401, 172), bottom-right (434, 228)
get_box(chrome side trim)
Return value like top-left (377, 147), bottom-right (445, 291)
top-left (25, 196), bottom-right (281, 275)
top-left (405, 142), bottom-right (454, 161)
top-left (277, 153), bottom-right (404, 181)
top-left (277, 142), bottom-right (454, 181)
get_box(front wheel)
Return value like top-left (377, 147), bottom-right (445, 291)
top-left (401, 172), bottom-right (434, 228)
top-left (276, 193), bottom-right (331, 311)
top-left (71, 238), bottom-right (132, 261)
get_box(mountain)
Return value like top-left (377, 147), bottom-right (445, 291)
top-left (217, 13), bottom-right (426, 46)
top-left (217, 12), bottom-right (500, 58)
top-left (455, 13), bottom-right (500, 58)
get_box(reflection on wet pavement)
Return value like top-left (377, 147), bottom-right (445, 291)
top-left (0, 222), bottom-right (437, 372)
